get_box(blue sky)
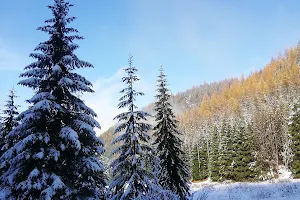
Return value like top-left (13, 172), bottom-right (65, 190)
top-left (1, 0), bottom-right (300, 132)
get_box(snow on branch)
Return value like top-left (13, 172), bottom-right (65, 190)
top-left (59, 127), bottom-right (81, 151)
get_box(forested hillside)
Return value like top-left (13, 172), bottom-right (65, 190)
top-left (101, 43), bottom-right (300, 181)
top-left (180, 44), bottom-right (300, 181)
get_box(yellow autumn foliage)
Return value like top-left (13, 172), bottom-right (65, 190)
top-left (180, 43), bottom-right (300, 122)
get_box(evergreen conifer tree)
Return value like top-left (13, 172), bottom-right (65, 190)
top-left (289, 102), bottom-right (300, 178)
top-left (231, 124), bottom-right (239, 180)
top-left (0, 89), bottom-right (20, 158)
top-left (153, 66), bottom-right (190, 199)
top-left (108, 55), bottom-right (154, 200)
top-left (0, 89), bottom-right (20, 184)
top-left (192, 141), bottom-right (209, 181)
top-left (198, 141), bottom-right (209, 180)
top-left (0, 1), bottom-right (106, 199)
top-left (192, 145), bottom-right (201, 181)
top-left (232, 121), bottom-right (253, 181)
top-left (218, 121), bottom-right (233, 181)
top-left (246, 123), bottom-right (258, 179)
top-left (210, 126), bottom-right (220, 181)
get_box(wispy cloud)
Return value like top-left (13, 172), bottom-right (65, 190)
top-left (83, 67), bottom-right (155, 135)
top-left (83, 68), bottom-right (125, 135)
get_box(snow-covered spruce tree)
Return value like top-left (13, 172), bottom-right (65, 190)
top-left (289, 102), bottom-right (300, 178)
top-left (199, 141), bottom-right (209, 180)
top-left (192, 145), bottom-right (201, 181)
top-left (0, 89), bottom-right (20, 158)
top-left (231, 124), bottom-right (239, 180)
top-left (0, 1), bottom-right (106, 199)
top-left (245, 123), bottom-right (258, 180)
top-left (218, 121), bottom-right (233, 181)
top-left (0, 89), bottom-right (20, 187)
top-left (192, 141), bottom-right (208, 181)
top-left (108, 55), bottom-right (154, 200)
top-left (210, 125), bottom-right (220, 181)
top-left (153, 66), bottom-right (190, 199)
top-left (232, 121), bottom-right (253, 181)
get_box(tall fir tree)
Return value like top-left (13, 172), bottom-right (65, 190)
top-left (0, 89), bottom-right (20, 158)
top-left (218, 121), bottom-right (233, 181)
top-left (289, 102), bottom-right (300, 178)
top-left (0, 1), bottom-right (106, 199)
top-left (232, 121), bottom-right (254, 181)
top-left (198, 141), bottom-right (209, 180)
top-left (108, 55), bottom-right (154, 200)
top-left (210, 126), bottom-right (220, 181)
top-left (192, 141), bottom-right (209, 181)
top-left (0, 89), bottom-right (20, 183)
top-left (192, 145), bottom-right (201, 181)
top-left (153, 66), bottom-right (190, 199)
top-left (246, 122), bottom-right (259, 179)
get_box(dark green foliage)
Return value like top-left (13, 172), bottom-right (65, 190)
top-left (192, 142), bottom-right (209, 181)
top-left (198, 142), bottom-right (209, 180)
top-left (289, 102), bottom-right (300, 178)
top-left (246, 123), bottom-right (260, 179)
top-left (232, 121), bottom-right (254, 181)
top-left (210, 126), bottom-right (220, 181)
top-left (192, 145), bottom-right (201, 181)
top-left (208, 121), bottom-right (256, 182)
top-left (218, 121), bottom-right (234, 181)
top-left (153, 66), bottom-right (190, 199)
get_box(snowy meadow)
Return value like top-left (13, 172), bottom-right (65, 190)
top-left (191, 180), bottom-right (300, 200)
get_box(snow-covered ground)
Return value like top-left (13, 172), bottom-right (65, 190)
top-left (190, 165), bottom-right (300, 200)
top-left (191, 179), bottom-right (300, 200)
top-left (1, 167), bottom-right (299, 200)
top-left (2, 180), bottom-right (300, 200)
top-left (190, 167), bottom-right (300, 200)
top-left (0, 188), bottom-right (9, 200)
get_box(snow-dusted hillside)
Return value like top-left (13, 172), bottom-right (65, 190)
top-left (191, 180), bottom-right (300, 200)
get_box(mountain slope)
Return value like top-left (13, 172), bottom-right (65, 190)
top-left (101, 43), bottom-right (300, 176)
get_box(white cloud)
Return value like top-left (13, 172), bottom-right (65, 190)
top-left (83, 67), bottom-right (155, 136)
top-left (83, 68), bottom-right (125, 135)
